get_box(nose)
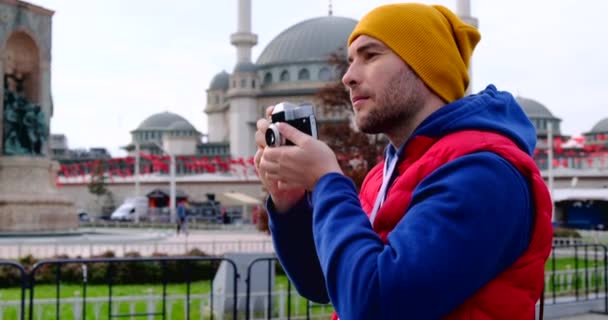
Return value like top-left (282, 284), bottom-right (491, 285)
top-left (342, 64), bottom-right (358, 89)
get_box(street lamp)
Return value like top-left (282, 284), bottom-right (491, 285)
top-left (134, 141), bottom-right (141, 223)
top-left (152, 141), bottom-right (176, 224)
top-left (547, 122), bottom-right (555, 223)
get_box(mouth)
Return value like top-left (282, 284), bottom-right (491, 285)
top-left (351, 95), bottom-right (370, 108)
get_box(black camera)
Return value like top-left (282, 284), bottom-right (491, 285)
top-left (265, 102), bottom-right (318, 147)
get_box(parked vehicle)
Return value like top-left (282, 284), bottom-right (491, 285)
top-left (110, 197), bottom-right (148, 221)
top-left (78, 211), bottom-right (91, 222)
top-left (189, 200), bottom-right (222, 223)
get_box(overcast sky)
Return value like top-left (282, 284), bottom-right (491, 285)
top-left (30, 0), bottom-right (608, 156)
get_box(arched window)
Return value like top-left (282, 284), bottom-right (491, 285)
top-left (263, 72), bottom-right (273, 85)
top-left (319, 67), bottom-right (331, 81)
top-left (280, 70), bottom-right (290, 82)
top-left (240, 79), bottom-right (247, 88)
top-left (252, 80), bottom-right (256, 88)
top-left (298, 68), bottom-right (310, 80)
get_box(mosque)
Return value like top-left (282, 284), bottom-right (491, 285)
top-left (202, 1), bottom-right (362, 159)
top-left (55, 0), bottom-right (608, 229)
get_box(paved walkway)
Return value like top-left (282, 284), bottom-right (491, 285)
top-left (0, 228), bottom-right (274, 259)
top-left (557, 314), bottom-right (608, 319)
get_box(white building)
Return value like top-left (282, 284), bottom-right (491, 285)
top-left (124, 111), bottom-right (203, 157)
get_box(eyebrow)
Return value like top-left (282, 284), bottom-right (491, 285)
top-left (348, 42), bottom-right (386, 62)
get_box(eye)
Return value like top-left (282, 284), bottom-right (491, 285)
top-left (363, 51), bottom-right (379, 61)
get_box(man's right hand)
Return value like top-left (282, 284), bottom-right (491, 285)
top-left (254, 106), bottom-right (306, 213)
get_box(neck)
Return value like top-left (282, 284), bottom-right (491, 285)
top-left (385, 94), bottom-right (446, 148)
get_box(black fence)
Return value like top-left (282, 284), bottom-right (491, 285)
top-left (1, 243), bottom-right (607, 320)
top-left (0, 255), bottom-right (333, 320)
top-left (545, 243), bottom-right (608, 308)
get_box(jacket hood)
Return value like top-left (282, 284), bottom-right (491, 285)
top-left (412, 85), bottom-right (536, 156)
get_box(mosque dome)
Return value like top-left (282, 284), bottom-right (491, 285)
top-left (516, 96), bottom-right (555, 118)
top-left (589, 118), bottom-right (608, 133)
top-left (256, 16), bottom-right (357, 66)
top-left (209, 71), bottom-right (230, 90)
top-left (137, 112), bottom-right (196, 131)
top-left (168, 120), bottom-right (197, 131)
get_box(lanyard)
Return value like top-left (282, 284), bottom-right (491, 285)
top-left (369, 150), bottom-right (401, 225)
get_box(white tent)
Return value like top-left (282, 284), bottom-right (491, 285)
top-left (218, 192), bottom-right (263, 206)
top-left (552, 188), bottom-right (608, 202)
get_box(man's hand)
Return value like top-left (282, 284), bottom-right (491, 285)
top-left (254, 106), bottom-right (306, 213)
top-left (260, 122), bottom-right (343, 191)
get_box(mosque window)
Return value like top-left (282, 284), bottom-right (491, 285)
top-left (232, 80), bottom-right (236, 88)
top-left (298, 68), bottom-right (310, 80)
top-left (263, 72), bottom-right (272, 85)
top-left (215, 95), bottom-right (220, 104)
top-left (252, 80), bottom-right (256, 88)
top-left (264, 72), bottom-right (272, 84)
top-left (240, 79), bottom-right (247, 88)
top-left (280, 70), bottom-right (290, 82)
top-left (319, 67), bottom-right (331, 81)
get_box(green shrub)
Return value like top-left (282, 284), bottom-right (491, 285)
top-left (2, 248), bottom-right (225, 286)
top-left (553, 227), bottom-right (582, 238)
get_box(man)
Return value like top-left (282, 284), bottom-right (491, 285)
top-left (254, 3), bottom-right (552, 319)
top-left (176, 201), bottom-right (188, 236)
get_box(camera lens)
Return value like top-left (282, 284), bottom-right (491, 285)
top-left (265, 125), bottom-right (281, 147)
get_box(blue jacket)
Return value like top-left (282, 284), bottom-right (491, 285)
top-left (267, 85), bottom-right (536, 319)
top-left (177, 204), bottom-right (187, 219)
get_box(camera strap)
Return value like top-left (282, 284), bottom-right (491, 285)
top-left (369, 153), bottom-right (400, 225)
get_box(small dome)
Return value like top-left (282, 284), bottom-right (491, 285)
top-left (516, 96), bottom-right (554, 118)
top-left (168, 120), bottom-right (197, 131)
top-left (209, 71), bottom-right (230, 90)
top-left (590, 118), bottom-right (608, 133)
top-left (137, 112), bottom-right (196, 131)
top-left (233, 62), bottom-right (257, 73)
top-left (256, 16), bottom-right (357, 66)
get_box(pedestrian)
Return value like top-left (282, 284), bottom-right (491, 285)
top-left (176, 201), bottom-right (188, 236)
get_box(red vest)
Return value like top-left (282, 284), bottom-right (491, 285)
top-left (356, 130), bottom-right (552, 319)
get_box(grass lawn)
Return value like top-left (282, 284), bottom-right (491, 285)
top-left (546, 257), bottom-right (605, 271)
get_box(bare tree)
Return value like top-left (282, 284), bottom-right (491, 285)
top-left (315, 50), bottom-right (385, 189)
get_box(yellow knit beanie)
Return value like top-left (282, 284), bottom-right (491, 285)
top-left (348, 3), bottom-right (481, 103)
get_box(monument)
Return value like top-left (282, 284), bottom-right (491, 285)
top-left (0, 0), bottom-right (76, 232)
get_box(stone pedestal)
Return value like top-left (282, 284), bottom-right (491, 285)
top-left (0, 156), bottom-right (77, 232)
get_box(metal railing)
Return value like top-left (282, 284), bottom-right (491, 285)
top-left (1, 242), bottom-right (607, 319)
top-left (544, 243), bottom-right (608, 311)
top-left (0, 261), bottom-right (27, 320)
top-left (1, 256), bottom-right (333, 320)
top-left (26, 256), bottom-right (237, 320)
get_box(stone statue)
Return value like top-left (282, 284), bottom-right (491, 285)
top-left (2, 84), bottom-right (48, 156)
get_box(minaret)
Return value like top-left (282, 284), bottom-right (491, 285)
top-left (227, 0), bottom-right (260, 159)
top-left (456, 0), bottom-right (478, 95)
top-left (231, 0), bottom-right (258, 63)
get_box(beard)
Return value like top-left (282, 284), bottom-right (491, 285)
top-left (353, 65), bottom-right (424, 135)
